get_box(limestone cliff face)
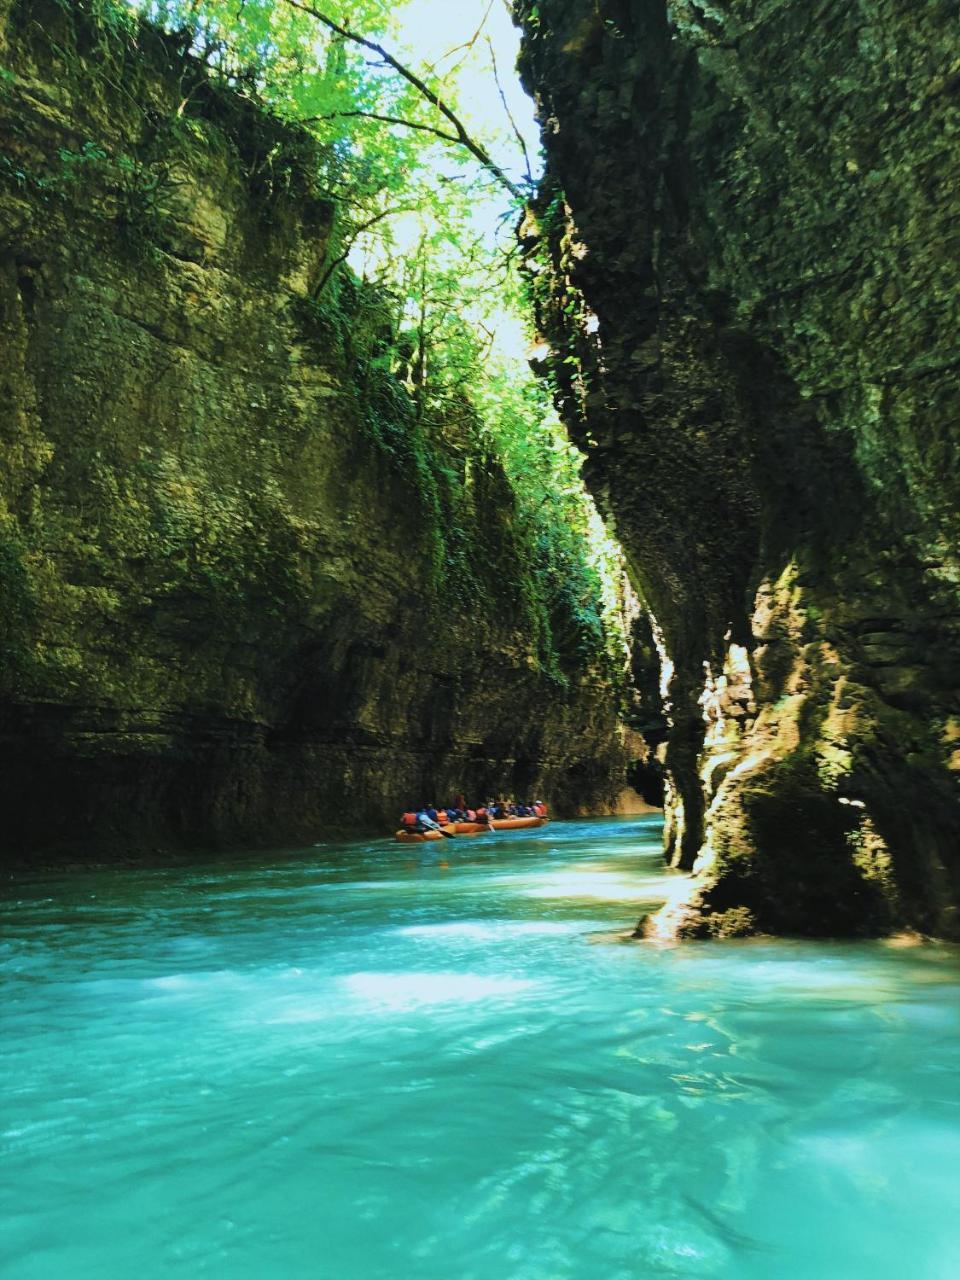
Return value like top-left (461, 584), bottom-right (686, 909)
top-left (517, 0), bottom-right (960, 936)
top-left (0, 0), bottom-right (629, 856)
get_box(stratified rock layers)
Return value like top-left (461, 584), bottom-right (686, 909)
top-left (517, 0), bottom-right (960, 935)
top-left (0, 0), bottom-right (629, 856)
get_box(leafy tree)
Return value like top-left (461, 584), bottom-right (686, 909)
top-left (121, 0), bottom-right (632, 679)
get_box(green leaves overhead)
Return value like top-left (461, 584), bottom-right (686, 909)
top-left (135, 0), bottom-right (519, 202)
top-left (122, 0), bottom-right (629, 676)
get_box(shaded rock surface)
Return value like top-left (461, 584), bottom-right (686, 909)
top-left (516, 0), bottom-right (960, 936)
top-left (0, 0), bottom-right (631, 857)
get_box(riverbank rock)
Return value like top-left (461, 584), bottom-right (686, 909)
top-left (0, 0), bottom-right (632, 856)
top-left (516, 0), bottom-right (960, 937)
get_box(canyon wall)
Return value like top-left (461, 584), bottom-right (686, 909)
top-left (517, 0), bottom-right (960, 936)
top-left (0, 0), bottom-right (630, 857)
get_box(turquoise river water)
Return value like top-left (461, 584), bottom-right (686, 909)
top-left (2, 816), bottom-right (959, 1279)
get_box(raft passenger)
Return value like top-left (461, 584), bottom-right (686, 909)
top-left (416, 808), bottom-right (441, 834)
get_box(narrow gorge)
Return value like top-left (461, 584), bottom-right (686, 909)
top-left (3, 5), bottom-right (960, 1277)
top-left (1, 0), bottom-right (958, 942)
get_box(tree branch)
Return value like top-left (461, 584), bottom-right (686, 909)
top-left (281, 0), bottom-right (525, 201)
top-left (313, 203), bottom-right (416, 297)
top-left (486, 35), bottom-right (534, 188)
top-left (424, 0), bottom-right (494, 80)
top-left (299, 109), bottom-right (461, 146)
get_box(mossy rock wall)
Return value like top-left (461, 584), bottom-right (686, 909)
top-left (516, 0), bottom-right (960, 936)
top-left (0, 0), bottom-right (630, 855)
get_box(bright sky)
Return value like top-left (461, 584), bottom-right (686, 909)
top-left (389, 0), bottom-right (542, 191)
top-left (346, 0), bottom-right (542, 358)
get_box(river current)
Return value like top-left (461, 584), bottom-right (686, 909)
top-left (2, 816), bottom-right (958, 1278)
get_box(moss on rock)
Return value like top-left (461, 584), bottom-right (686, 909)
top-left (517, 0), bottom-right (960, 937)
top-left (0, 0), bottom-right (632, 856)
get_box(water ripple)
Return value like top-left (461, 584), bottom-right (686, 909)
top-left (1, 817), bottom-right (958, 1280)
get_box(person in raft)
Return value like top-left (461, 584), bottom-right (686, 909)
top-left (420, 807), bottom-right (444, 834)
top-left (400, 808), bottom-right (435, 835)
top-left (399, 805), bottom-right (451, 836)
top-left (398, 798), bottom-right (547, 832)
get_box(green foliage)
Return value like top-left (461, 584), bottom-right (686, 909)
top-left (0, 135), bottom-right (173, 253)
top-left (44, 0), bottom-right (139, 43)
top-left (475, 369), bottom-right (630, 677)
top-left (28, 0), bottom-right (631, 687)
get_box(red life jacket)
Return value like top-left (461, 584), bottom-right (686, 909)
top-left (401, 811), bottom-right (417, 828)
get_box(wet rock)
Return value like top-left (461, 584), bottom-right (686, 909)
top-left (517, 0), bottom-right (960, 937)
top-left (0, 0), bottom-right (633, 857)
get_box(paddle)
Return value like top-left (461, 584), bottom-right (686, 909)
top-left (421, 815), bottom-right (455, 838)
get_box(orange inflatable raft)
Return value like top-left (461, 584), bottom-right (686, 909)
top-left (394, 816), bottom-right (548, 842)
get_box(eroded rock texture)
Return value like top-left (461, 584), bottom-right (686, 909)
top-left (0, 0), bottom-right (629, 856)
top-left (517, 0), bottom-right (960, 936)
